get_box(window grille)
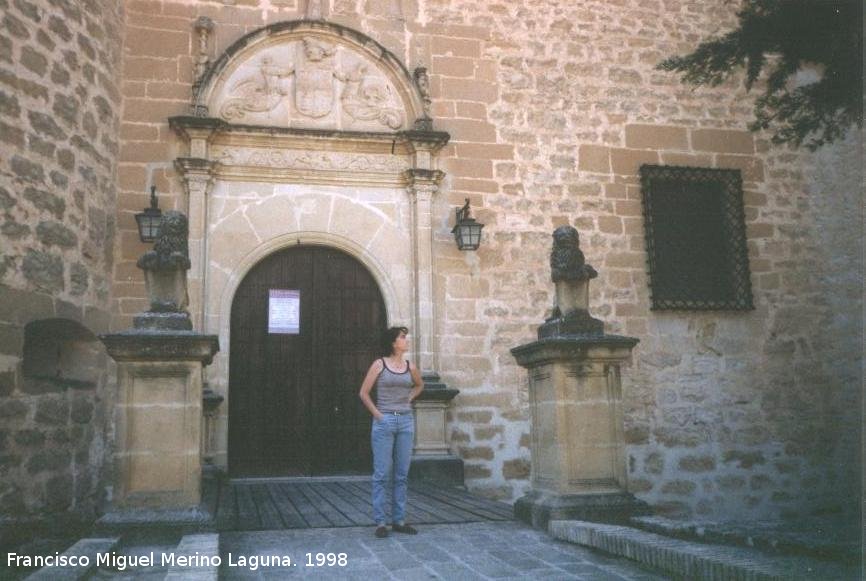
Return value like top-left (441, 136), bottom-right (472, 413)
top-left (639, 164), bottom-right (754, 311)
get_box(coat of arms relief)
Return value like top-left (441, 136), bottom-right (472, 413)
top-left (216, 37), bottom-right (404, 131)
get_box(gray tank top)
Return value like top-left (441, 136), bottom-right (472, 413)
top-left (375, 358), bottom-right (413, 413)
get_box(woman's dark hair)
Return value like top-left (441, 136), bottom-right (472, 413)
top-left (379, 326), bottom-right (408, 356)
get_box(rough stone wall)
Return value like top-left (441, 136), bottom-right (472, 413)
top-left (0, 0), bottom-right (124, 521)
top-left (109, 0), bottom-right (862, 522)
top-left (415, 0), bottom-right (862, 520)
top-left (801, 131), bottom-right (863, 508)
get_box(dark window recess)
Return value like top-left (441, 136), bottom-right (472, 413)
top-left (639, 165), bottom-right (754, 311)
top-left (22, 318), bottom-right (103, 389)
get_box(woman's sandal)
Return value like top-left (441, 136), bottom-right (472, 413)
top-left (391, 523), bottom-right (418, 534)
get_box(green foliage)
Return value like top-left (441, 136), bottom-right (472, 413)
top-left (658, 0), bottom-right (863, 150)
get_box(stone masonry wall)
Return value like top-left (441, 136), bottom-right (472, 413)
top-left (420, 0), bottom-right (862, 520)
top-left (801, 131), bottom-right (863, 508)
top-left (110, 0), bottom-right (861, 521)
top-left (0, 0), bottom-right (124, 521)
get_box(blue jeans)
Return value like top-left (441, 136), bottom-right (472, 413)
top-left (371, 413), bottom-right (414, 526)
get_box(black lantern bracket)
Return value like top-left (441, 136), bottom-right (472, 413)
top-left (451, 198), bottom-right (484, 251)
top-left (135, 186), bottom-right (163, 243)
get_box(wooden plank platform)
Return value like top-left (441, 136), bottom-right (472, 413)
top-left (215, 478), bottom-right (513, 532)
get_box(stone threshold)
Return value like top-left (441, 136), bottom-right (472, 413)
top-left (228, 475), bottom-right (370, 484)
top-left (548, 520), bottom-right (858, 580)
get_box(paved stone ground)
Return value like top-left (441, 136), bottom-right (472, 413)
top-left (88, 539), bottom-right (178, 580)
top-left (219, 521), bottom-right (670, 580)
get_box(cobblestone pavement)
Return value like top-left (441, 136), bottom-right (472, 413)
top-left (219, 521), bottom-right (670, 580)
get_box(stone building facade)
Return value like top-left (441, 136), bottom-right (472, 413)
top-left (0, 0), bottom-right (124, 522)
top-left (0, 0), bottom-right (861, 527)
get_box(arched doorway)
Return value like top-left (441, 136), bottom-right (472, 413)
top-left (228, 245), bottom-right (386, 477)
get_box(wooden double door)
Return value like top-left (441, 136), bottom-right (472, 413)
top-left (228, 246), bottom-right (386, 477)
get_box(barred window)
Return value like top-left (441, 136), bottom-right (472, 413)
top-left (639, 165), bottom-right (754, 311)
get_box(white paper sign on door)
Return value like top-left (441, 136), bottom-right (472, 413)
top-left (268, 289), bottom-right (300, 334)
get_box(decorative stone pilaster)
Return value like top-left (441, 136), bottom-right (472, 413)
top-left (170, 117), bottom-right (225, 333)
top-left (510, 226), bottom-right (647, 528)
top-left (402, 131), bottom-right (457, 483)
top-left (404, 168), bottom-right (444, 373)
top-left (174, 158), bottom-right (216, 332)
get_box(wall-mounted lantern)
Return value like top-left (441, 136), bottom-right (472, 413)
top-left (135, 186), bottom-right (163, 243)
top-left (451, 198), bottom-right (484, 251)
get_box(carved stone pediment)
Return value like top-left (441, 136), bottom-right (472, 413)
top-left (203, 24), bottom-right (415, 132)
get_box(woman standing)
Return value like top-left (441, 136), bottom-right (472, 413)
top-left (359, 326), bottom-right (424, 538)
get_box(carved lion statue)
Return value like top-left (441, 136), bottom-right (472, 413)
top-left (550, 225), bottom-right (597, 283)
top-left (137, 211), bottom-right (192, 271)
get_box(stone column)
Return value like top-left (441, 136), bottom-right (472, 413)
top-left (404, 168), bottom-right (444, 373)
top-left (174, 158), bottom-right (216, 332)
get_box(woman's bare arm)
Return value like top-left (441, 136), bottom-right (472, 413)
top-left (408, 361), bottom-right (424, 403)
top-left (359, 359), bottom-right (385, 420)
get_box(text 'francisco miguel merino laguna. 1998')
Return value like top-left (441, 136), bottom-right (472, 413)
top-left (7, 551), bottom-right (350, 571)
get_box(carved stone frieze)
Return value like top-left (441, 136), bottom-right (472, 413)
top-left (213, 35), bottom-right (405, 131)
top-left (210, 146), bottom-right (408, 172)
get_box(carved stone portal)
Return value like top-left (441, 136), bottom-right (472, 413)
top-left (214, 36), bottom-right (405, 131)
top-left (173, 20), bottom-right (449, 478)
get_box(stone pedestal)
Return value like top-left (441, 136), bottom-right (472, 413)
top-left (510, 335), bottom-right (647, 528)
top-left (99, 332), bottom-right (219, 524)
top-left (410, 373), bottom-right (463, 485)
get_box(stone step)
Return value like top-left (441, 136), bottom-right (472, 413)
top-left (630, 515), bottom-right (861, 564)
top-left (163, 533), bottom-right (220, 581)
top-left (548, 520), bottom-right (858, 580)
top-left (25, 537), bottom-right (120, 580)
